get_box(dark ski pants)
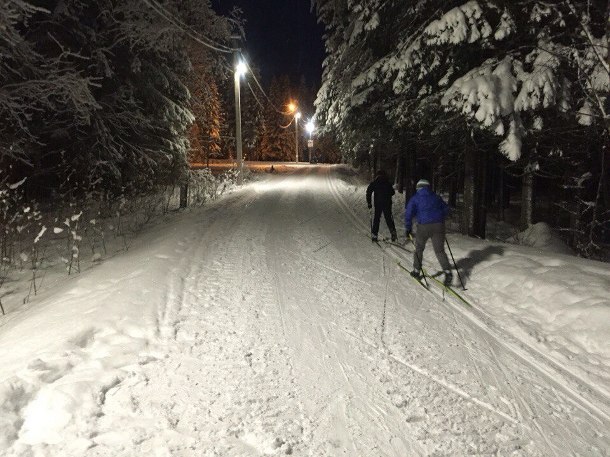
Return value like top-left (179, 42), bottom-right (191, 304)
top-left (372, 204), bottom-right (396, 236)
top-left (413, 222), bottom-right (451, 271)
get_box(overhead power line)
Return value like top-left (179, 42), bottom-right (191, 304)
top-left (246, 81), bottom-right (267, 112)
top-left (142, 0), bottom-right (237, 54)
top-left (240, 54), bottom-right (293, 115)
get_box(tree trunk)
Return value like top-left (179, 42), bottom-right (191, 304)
top-left (461, 139), bottom-right (475, 235)
top-left (449, 174), bottom-right (457, 208)
top-left (180, 183), bottom-right (188, 209)
top-left (472, 146), bottom-right (488, 239)
top-left (461, 134), bottom-right (489, 238)
top-left (498, 165), bottom-right (505, 221)
top-left (371, 149), bottom-right (378, 181)
top-left (406, 137), bottom-right (417, 196)
top-left (396, 147), bottom-right (405, 193)
top-left (520, 161), bottom-right (534, 230)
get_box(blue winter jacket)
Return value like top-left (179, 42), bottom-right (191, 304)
top-left (405, 187), bottom-right (449, 231)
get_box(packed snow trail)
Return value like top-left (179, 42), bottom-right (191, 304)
top-left (0, 165), bottom-right (608, 456)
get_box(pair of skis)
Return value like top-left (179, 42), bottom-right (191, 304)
top-left (374, 237), bottom-right (472, 307)
top-left (396, 260), bottom-right (471, 307)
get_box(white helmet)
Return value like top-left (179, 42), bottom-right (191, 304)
top-left (416, 179), bottom-right (430, 189)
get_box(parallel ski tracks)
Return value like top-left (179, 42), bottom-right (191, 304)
top-left (325, 168), bottom-right (610, 430)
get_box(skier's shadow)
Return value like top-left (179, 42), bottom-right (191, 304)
top-left (455, 245), bottom-right (505, 286)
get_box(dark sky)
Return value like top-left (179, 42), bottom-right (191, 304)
top-left (211, 0), bottom-right (325, 88)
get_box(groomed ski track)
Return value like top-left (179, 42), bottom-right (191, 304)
top-left (11, 165), bottom-right (607, 456)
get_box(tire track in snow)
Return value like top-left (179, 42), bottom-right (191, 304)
top-left (332, 321), bottom-right (522, 426)
top-left (146, 187), bottom-right (309, 455)
top-left (264, 170), bottom-right (421, 455)
top-left (155, 191), bottom-right (253, 342)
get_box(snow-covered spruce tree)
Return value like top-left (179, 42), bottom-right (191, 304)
top-left (0, 0), bottom-right (97, 186)
top-left (315, 0), bottom-right (608, 250)
top-left (2, 0), bottom-right (231, 198)
top-left (186, 42), bottom-right (224, 167)
top-left (259, 76), bottom-right (296, 161)
top-left (240, 66), bottom-right (265, 161)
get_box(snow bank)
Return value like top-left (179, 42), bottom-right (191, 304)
top-left (460, 240), bottom-right (610, 394)
top-left (0, 207), bottom-right (209, 455)
top-left (507, 222), bottom-right (572, 255)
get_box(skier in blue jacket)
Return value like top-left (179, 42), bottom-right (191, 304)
top-left (405, 179), bottom-right (452, 285)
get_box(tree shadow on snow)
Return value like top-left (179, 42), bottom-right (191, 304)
top-left (455, 245), bottom-right (505, 287)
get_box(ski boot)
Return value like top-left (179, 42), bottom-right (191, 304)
top-left (371, 234), bottom-right (378, 242)
top-left (410, 269), bottom-right (422, 280)
top-left (443, 270), bottom-right (453, 286)
top-left (390, 230), bottom-right (397, 242)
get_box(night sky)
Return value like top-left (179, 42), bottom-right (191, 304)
top-left (211, 0), bottom-right (325, 88)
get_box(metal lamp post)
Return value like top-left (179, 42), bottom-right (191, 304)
top-left (295, 111), bottom-right (302, 163)
top-left (234, 61), bottom-right (247, 184)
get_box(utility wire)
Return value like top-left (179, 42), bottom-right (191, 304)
top-left (142, 0), bottom-right (237, 54)
top-left (280, 117), bottom-right (295, 129)
top-left (146, 0), bottom-right (236, 52)
top-left (240, 54), bottom-right (293, 115)
top-left (246, 81), bottom-right (267, 112)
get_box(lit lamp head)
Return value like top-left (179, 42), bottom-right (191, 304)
top-left (287, 102), bottom-right (297, 113)
top-left (235, 61), bottom-right (247, 77)
top-left (305, 121), bottom-right (315, 134)
top-left (295, 111), bottom-right (302, 120)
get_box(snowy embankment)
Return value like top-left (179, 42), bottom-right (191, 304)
top-left (337, 171), bottom-right (610, 397)
top-left (0, 165), bottom-right (608, 456)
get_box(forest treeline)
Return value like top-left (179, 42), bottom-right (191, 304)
top-left (314, 0), bottom-right (609, 258)
top-left (0, 0), bottom-right (332, 202)
top-left (1, 0), bottom-right (234, 198)
top-left (190, 72), bottom-right (333, 165)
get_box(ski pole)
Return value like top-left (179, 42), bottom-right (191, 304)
top-left (445, 238), bottom-right (466, 291)
top-left (408, 234), bottom-right (429, 288)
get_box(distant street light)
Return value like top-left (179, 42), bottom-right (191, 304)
top-left (305, 121), bottom-right (315, 163)
top-left (234, 60), bottom-right (247, 183)
top-left (305, 121), bottom-right (315, 136)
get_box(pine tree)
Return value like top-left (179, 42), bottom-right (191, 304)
top-left (186, 42), bottom-right (224, 166)
top-left (259, 76), bottom-right (295, 161)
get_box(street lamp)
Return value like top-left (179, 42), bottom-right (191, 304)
top-left (234, 60), bottom-right (247, 184)
top-left (305, 121), bottom-right (315, 163)
top-left (294, 111), bottom-right (302, 163)
top-left (305, 121), bottom-right (315, 136)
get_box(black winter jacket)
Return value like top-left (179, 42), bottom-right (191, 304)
top-left (366, 175), bottom-right (395, 208)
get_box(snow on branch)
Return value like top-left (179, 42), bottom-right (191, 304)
top-left (514, 45), bottom-right (563, 112)
top-left (424, 1), bottom-right (492, 46)
top-left (442, 57), bottom-right (517, 131)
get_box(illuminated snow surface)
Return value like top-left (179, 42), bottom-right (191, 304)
top-left (1, 165), bottom-right (609, 456)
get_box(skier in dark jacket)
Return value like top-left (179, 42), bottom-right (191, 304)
top-left (405, 179), bottom-right (452, 284)
top-left (366, 170), bottom-right (397, 242)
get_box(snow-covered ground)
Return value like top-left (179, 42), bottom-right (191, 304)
top-left (0, 165), bottom-right (608, 456)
